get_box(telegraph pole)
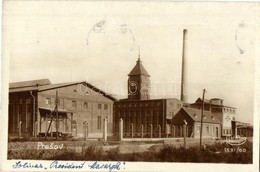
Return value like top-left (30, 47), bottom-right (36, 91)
top-left (199, 89), bottom-right (206, 149)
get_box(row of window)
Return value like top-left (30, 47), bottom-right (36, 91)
top-left (168, 102), bottom-right (182, 108)
top-left (223, 108), bottom-right (236, 114)
top-left (223, 129), bottom-right (232, 135)
top-left (45, 98), bottom-right (109, 110)
top-left (196, 125), bottom-right (219, 135)
top-left (115, 111), bottom-right (160, 117)
top-left (115, 102), bottom-right (161, 108)
top-left (193, 114), bottom-right (215, 120)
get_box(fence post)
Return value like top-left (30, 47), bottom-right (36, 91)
top-left (141, 124), bottom-right (143, 138)
top-left (150, 124), bottom-right (153, 138)
top-left (158, 125), bottom-right (161, 138)
top-left (103, 118), bottom-right (107, 141)
top-left (83, 122), bottom-right (87, 141)
top-left (119, 118), bottom-right (123, 141)
top-left (19, 121), bottom-right (22, 139)
top-left (131, 123), bottom-right (134, 138)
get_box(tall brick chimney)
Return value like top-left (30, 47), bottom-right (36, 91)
top-left (181, 29), bottom-right (187, 103)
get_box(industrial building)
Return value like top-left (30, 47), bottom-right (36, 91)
top-left (8, 79), bottom-right (116, 139)
top-left (172, 107), bottom-right (221, 138)
top-left (113, 29), bottom-right (250, 139)
top-left (231, 121), bottom-right (253, 137)
top-left (189, 98), bottom-right (236, 137)
top-left (8, 28), bottom-right (253, 140)
top-left (113, 57), bottom-right (184, 138)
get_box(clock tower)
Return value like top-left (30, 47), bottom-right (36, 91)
top-left (128, 57), bottom-right (150, 100)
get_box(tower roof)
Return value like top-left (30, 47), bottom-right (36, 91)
top-left (128, 58), bottom-right (150, 76)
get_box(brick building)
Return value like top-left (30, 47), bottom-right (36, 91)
top-left (190, 98), bottom-right (236, 137)
top-left (172, 107), bottom-right (221, 138)
top-left (113, 58), bottom-right (183, 138)
top-left (8, 79), bottom-right (116, 139)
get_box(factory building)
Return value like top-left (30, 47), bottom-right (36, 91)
top-left (113, 58), bottom-right (183, 138)
top-left (189, 98), bottom-right (236, 137)
top-left (231, 121), bottom-right (253, 137)
top-left (8, 79), bottom-right (116, 139)
top-left (172, 107), bottom-right (221, 138)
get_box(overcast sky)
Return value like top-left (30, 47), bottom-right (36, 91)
top-left (3, 1), bottom-right (258, 124)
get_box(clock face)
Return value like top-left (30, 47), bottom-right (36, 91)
top-left (140, 81), bottom-right (150, 95)
top-left (141, 81), bottom-right (150, 89)
top-left (128, 81), bottom-right (138, 95)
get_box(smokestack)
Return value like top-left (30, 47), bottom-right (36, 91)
top-left (180, 29), bottom-right (187, 102)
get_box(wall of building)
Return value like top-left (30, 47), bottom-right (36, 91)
top-left (37, 84), bottom-right (113, 138)
top-left (114, 99), bottom-right (166, 138)
top-left (221, 107), bottom-right (236, 136)
top-left (8, 91), bottom-right (37, 138)
top-left (165, 99), bottom-right (183, 119)
top-left (193, 122), bottom-right (221, 138)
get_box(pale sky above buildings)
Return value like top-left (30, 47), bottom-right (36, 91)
top-left (3, 1), bottom-right (258, 124)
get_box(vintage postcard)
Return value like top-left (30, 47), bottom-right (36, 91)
top-left (0, 1), bottom-right (259, 172)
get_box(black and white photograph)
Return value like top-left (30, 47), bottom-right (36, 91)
top-left (0, 1), bottom-right (259, 172)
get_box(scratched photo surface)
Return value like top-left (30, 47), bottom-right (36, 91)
top-left (1, 1), bottom-right (259, 172)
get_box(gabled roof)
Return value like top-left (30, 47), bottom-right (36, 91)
top-left (192, 97), bottom-right (236, 109)
top-left (182, 107), bottom-right (221, 124)
top-left (195, 98), bottom-right (211, 104)
top-left (9, 79), bottom-right (117, 101)
top-left (9, 79), bottom-right (51, 89)
top-left (128, 58), bottom-right (150, 76)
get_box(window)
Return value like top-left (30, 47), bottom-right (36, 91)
top-left (83, 102), bottom-right (88, 109)
top-left (197, 126), bottom-right (201, 133)
top-left (98, 104), bottom-right (102, 109)
top-left (56, 99), bottom-right (60, 106)
top-left (206, 126), bottom-right (209, 134)
top-left (45, 98), bottom-right (51, 105)
top-left (97, 116), bottom-right (102, 129)
top-left (72, 101), bottom-right (76, 108)
top-left (104, 104), bottom-right (108, 110)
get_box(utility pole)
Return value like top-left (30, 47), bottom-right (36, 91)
top-left (199, 89), bottom-right (206, 149)
top-left (55, 90), bottom-right (59, 141)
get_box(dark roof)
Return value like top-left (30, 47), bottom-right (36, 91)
top-left (193, 97), bottom-right (236, 109)
top-left (182, 107), bottom-right (221, 124)
top-left (128, 58), bottom-right (150, 76)
top-left (38, 81), bottom-right (81, 91)
top-left (39, 107), bottom-right (73, 113)
top-left (9, 79), bottom-right (51, 89)
top-left (237, 126), bottom-right (253, 129)
top-left (195, 98), bottom-right (211, 104)
top-left (9, 79), bottom-right (117, 101)
top-left (211, 98), bottom-right (223, 100)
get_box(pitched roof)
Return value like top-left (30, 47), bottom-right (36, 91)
top-left (195, 98), bottom-right (211, 104)
top-left (182, 107), bottom-right (221, 124)
top-left (128, 58), bottom-right (150, 76)
top-left (192, 97), bottom-right (235, 109)
top-left (9, 79), bottom-right (117, 101)
top-left (9, 79), bottom-right (51, 89)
